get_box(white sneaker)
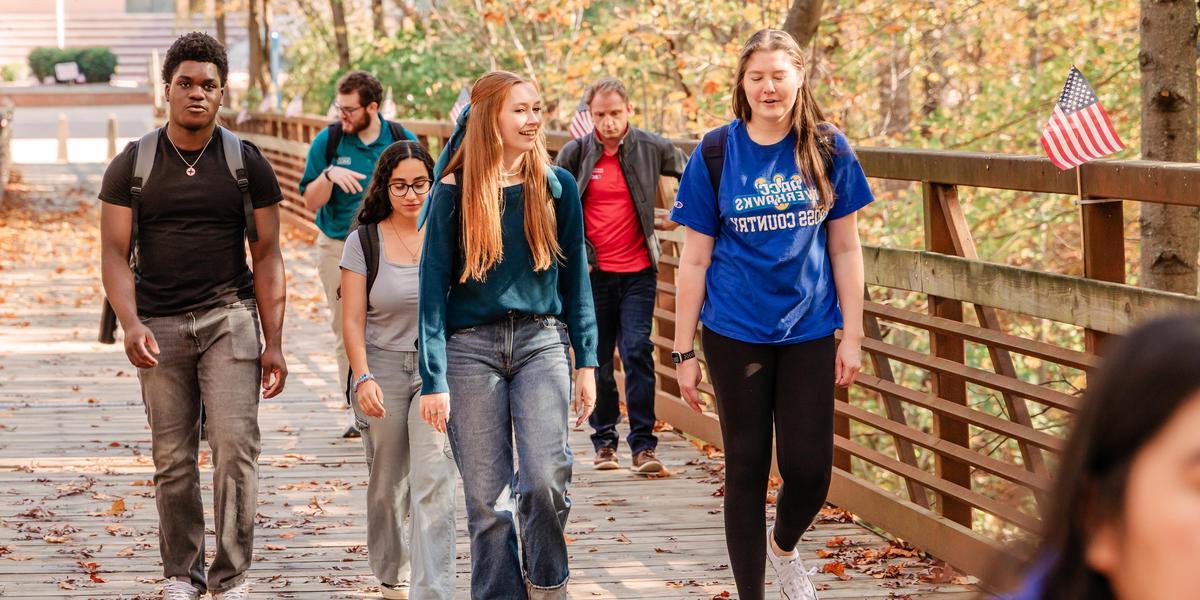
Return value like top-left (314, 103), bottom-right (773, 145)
top-left (212, 582), bottom-right (250, 599)
top-left (380, 582), bottom-right (410, 599)
top-left (162, 578), bottom-right (200, 600)
top-left (766, 525), bottom-right (819, 600)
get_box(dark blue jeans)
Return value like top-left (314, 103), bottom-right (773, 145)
top-left (588, 268), bottom-right (658, 454)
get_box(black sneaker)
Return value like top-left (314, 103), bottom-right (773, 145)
top-left (342, 423), bottom-right (361, 439)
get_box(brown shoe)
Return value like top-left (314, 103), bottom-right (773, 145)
top-left (593, 447), bottom-right (619, 470)
top-left (632, 449), bottom-right (663, 473)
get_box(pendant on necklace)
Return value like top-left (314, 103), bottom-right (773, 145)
top-left (186, 167), bottom-right (196, 177)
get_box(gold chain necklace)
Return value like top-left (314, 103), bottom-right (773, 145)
top-left (386, 218), bottom-right (421, 263)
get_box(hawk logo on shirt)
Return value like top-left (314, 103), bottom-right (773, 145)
top-left (336, 156), bottom-right (353, 166)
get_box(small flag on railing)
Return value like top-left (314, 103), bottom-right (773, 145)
top-left (235, 110), bottom-right (251, 125)
top-left (1039, 66), bottom-right (1124, 170)
top-left (382, 87), bottom-right (397, 119)
top-left (449, 87), bottom-right (470, 123)
top-left (284, 93), bottom-right (304, 117)
top-left (568, 98), bottom-right (594, 139)
top-left (256, 94), bottom-right (273, 114)
top-left (326, 101), bottom-right (339, 121)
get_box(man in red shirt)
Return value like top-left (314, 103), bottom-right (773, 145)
top-left (555, 78), bottom-right (686, 474)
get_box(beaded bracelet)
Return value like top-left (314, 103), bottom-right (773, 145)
top-left (352, 372), bottom-right (375, 393)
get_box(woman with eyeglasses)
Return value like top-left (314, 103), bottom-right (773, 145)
top-left (340, 141), bottom-right (457, 600)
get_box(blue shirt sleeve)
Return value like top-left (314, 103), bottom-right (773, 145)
top-left (418, 182), bottom-right (458, 395)
top-left (298, 129), bottom-right (330, 194)
top-left (825, 131), bottom-right (874, 221)
top-left (669, 144), bottom-right (720, 237)
top-left (552, 167), bottom-right (598, 368)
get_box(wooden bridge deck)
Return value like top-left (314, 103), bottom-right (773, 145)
top-left (0, 171), bottom-right (978, 598)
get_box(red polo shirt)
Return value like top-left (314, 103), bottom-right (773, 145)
top-left (583, 151), bottom-right (651, 273)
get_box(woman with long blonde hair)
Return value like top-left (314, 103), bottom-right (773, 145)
top-left (671, 29), bottom-right (874, 600)
top-left (417, 71), bottom-right (598, 599)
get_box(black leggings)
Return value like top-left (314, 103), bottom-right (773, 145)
top-left (702, 328), bottom-right (836, 599)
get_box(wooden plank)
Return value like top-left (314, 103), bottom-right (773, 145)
top-left (864, 246), bottom-right (1200, 334)
top-left (924, 182), bottom-right (972, 528)
top-left (1081, 199), bottom-right (1125, 353)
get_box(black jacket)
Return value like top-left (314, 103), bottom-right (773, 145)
top-left (554, 126), bottom-right (687, 270)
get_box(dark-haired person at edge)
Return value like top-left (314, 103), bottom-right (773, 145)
top-left (340, 141), bottom-right (456, 599)
top-left (555, 77), bottom-right (686, 474)
top-left (670, 29), bottom-right (873, 600)
top-left (418, 71), bottom-right (598, 599)
top-left (99, 32), bottom-right (286, 600)
top-left (1002, 315), bottom-right (1200, 600)
top-left (300, 70), bottom-right (420, 438)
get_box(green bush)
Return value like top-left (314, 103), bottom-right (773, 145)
top-left (27, 47), bottom-right (118, 83)
top-left (76, 48), bottom-right (117, 83)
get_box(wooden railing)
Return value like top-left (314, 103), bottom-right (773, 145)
top-left (222, 109), bottom-right (1200, 582)
top-left (0, 106), bottom-right (12, 202)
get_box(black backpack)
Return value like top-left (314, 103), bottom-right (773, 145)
top-left (699, 123), bottom-right (836, 197)
top-left (324, 119), bottom-right (412, 167)
top-left (336, 223), bottom-right (382, 308)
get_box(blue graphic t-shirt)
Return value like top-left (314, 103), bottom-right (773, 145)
top-left (670, 119), bottom-right (873, 345)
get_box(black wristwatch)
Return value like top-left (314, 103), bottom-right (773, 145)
top-left (671, 350), bottom-right (696, 364)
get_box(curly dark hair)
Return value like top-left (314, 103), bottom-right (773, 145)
top-left (162, 32), bottom-right (228, 86)
top-left (337, 71), bottom-right (384, 108)
top-left (357, 141), bottom-right (436, 225)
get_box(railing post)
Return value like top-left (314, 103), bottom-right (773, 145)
top-left (655, 177), bottom-right (681, 399)
top-left (1080, 191), bottom-right (1124, 354)
top-left (923, 181), bottom-right (973, 528)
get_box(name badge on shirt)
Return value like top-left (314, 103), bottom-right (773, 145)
top-left (590, 167), bottom-right (604, 181)
top-left (336, 156), bottom-right (353, 166)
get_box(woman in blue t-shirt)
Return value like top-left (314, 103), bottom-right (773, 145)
top-left (670, 29), bottom-right (874, 600)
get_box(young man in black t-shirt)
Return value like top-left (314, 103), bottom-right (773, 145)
top-left (99, 33), bottom-right (286, 600)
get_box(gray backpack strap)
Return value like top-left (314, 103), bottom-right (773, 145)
top-left (129, 129), bottom-right (160, 267)
top-left (218, 126), bottom-right (258, 242)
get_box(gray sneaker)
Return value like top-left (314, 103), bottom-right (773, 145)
top-left (162, 578), bottom-right (200, 600)
top-left (212, 581), bottom-right (250, 599)
top-left (766, 525), bottom-right (819, 600)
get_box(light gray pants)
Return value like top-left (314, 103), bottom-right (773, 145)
top-left (352, 347), bottom-right (457, 599)
top-left (137, 299), bottom-right (262, 595)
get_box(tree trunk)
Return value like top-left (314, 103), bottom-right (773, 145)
top-left (262, 0), bottom-right (272, 87)
top-left (1139, 0), bottom-right (1198, 294)
top-left (248, 0), bottom-right (265, 95)
top-left (876, 39), bottom-right (911, 137)
top-left (331, 0), bottom-right (352, 71)
top-left (782, 0), bottom-right (825, 47)
top-left (214, 0), bottom-right (226, 48)
top-left (372, 0), bottom-right (387, 39)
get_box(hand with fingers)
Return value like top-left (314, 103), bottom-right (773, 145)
top-left (260, 346), bottom-right (289, 398)
top-left (420, 392), bottom-right (450, 433)
top-left (676, 358), bottom-right (704, 412)
top-left (123, 322), bottom-right (160, 368)
top-left (835, 336), bottom-right (862, 388)
top-left (573, 367), bottom-right (597, 428)
top-left (326, 166), bottom-right (368, 194)
top-left (356, 376), bottom-right (385, 419)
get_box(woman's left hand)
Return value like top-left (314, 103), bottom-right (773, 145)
top-left (573, 367), bottom-right (597, 428)
top-left (835, 336), bottom-right (863, 388)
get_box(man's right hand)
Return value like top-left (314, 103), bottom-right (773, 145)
top-left (123, 322), bottom-right (160, 368)
top-left (326, 166), bottom-right (368, 194)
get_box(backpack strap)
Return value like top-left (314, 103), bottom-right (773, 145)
top-left (324, 123), bottom-right (344, 169)
top-left (218, 126), bottom-right (257, 243)
top-left (129, 128), bottom-right (160, 268)
top-left (358, 223), bottom-right (380, 310)
top-left (700, 124), bottom-right (729, 199)
top-left (385, 119), bottom-right (411, 144)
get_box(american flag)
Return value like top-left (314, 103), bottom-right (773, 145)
top-left (568, 98), bottom-right (594, 139)
top-left (449, 87), bottom-right (470, 123)
top-left (1039, 66), bottom-right (1124, 170)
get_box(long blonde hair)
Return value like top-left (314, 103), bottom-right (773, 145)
top-left (732, 29), bottom-right (835, 211)
top-left (443, 71), bottom-right (560, 283)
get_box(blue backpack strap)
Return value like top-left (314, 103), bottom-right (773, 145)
top-left (700, 124), bottom-right (730, 198)
top-left (546, 164), bottom-right (562, 200)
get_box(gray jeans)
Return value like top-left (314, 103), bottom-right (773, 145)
top-left (352, 347), bottom-right (457, 599)
top-left (136, 299), bottom-right (262, 595)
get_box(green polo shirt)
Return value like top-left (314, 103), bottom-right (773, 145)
top-left (299, 117), bottom-right (418, 240)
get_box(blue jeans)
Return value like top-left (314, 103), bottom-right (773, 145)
top-left (445, 313), bottom-right (574, 599)
top-left (588, 268), bottom-right (658, 454)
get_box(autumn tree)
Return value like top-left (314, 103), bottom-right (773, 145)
top-left (1138, 0), bottom-right (1198, 294)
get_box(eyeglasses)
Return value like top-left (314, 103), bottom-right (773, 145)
top-left (334, 104), bottom-right (364, 117)
top-left (388, 179), bottom-right (432, 197)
